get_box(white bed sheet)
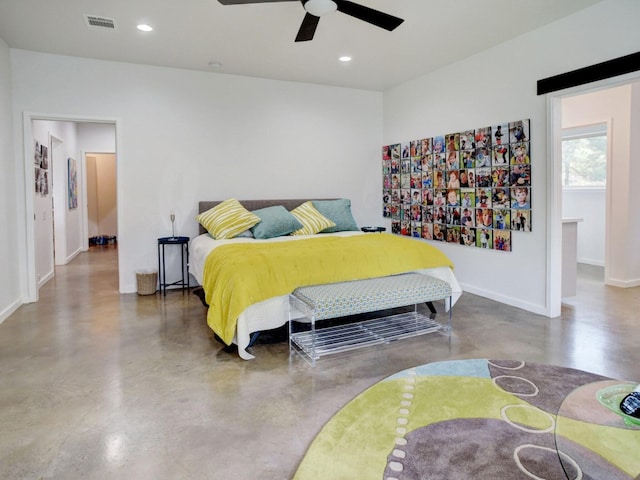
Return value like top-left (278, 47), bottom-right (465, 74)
top-left (190, 232), bottom-right (462, 360)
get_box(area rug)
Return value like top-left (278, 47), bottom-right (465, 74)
top-left (293, 359), bottom-right (640, 480)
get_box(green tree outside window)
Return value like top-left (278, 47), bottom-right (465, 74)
top-left (561, 127), bottom-right (607, 187)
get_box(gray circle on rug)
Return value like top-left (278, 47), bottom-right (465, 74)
top-left (488, 360), bottom-right (611, 414)
top-left (384, 418), bottom-right (627, 480)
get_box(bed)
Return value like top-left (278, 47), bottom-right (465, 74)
top-left (190, 199), bottom-right (462, 360)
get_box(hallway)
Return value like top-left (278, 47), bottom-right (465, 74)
top-left (1, 247), bottom-right (639, 479)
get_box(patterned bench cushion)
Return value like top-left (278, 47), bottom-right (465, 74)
top-left (291, 273), bottom-right (452, 321)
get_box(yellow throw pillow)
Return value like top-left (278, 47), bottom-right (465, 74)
top-left (290, 201), bottom-right (336, 236)
top-left (196, 199), bottom-right (260, 239)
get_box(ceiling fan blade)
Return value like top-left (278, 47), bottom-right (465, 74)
top-left (335, 0), bottom-right (403, 31)
top-left (218, 0), bottom-right (297, 5)
top-left (295, 12), bottom-right (320, 42)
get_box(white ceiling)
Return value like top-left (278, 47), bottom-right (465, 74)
top-left (0, 0), bottom-right (603, 91)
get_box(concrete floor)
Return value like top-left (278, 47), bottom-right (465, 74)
top-left (1, 246), bottom-right (638, 479)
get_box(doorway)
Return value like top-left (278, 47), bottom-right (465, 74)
top-left (548, 74), bottom-right (640, 316)
top-left (86, 153), bottom-right (117, 246)
top-left (24, 115), bottom-right (120, 302)
top-left (560, 121), bottom-right (608, 273)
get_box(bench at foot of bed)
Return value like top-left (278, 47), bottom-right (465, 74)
top-left (288, 273), bottom-right (453, 366)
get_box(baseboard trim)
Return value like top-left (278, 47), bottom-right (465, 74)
top-left (0, 298), bottom-right (23, 324)
top-left (606, 277), bottom-right (640, 288)
top-left (38, 270), bottom-right (54, 288)
top-left (67, 248), bottom-right (82, 263)
top-left (458, 283), bottom-right (549, 317)
top-left (576, 258), bottom-right (604, 267)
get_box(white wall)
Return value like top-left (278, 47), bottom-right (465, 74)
top-left (383, 0), bottom-right (640, 314)
top-left (0, 37), bottom-right (21, 322)
top-left (78, 123), bottom-right (116, 153)
top-left (11, 51), bottom-right (383, 293)
top-left (628, 82), bottom-right (640, 283)
top-left (562, 189), bottom-right (605, 266)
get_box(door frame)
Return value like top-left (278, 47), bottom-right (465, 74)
top-left (48, 133), bottom-right (65, 266)
top-left (22, 112), bottom-right (122, 302)
top-left (546, 71), bottom-right (640, 317)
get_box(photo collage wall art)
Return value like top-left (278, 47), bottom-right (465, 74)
top-left (382, 119), bottom-right (531, 252)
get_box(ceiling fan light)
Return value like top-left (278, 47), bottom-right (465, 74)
top-left (304, 0), bottom-right (337, 17)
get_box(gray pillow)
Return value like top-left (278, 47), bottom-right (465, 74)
top-left (250, 205), bottom-right (303, 239)
top-left (312, 199), bottom-right (358, 233)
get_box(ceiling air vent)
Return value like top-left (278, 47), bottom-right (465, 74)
top-left (84, 14), bottom-right (117, 31)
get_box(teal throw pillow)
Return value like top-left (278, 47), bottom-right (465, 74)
top-left (250, 205), bottom-right (304, 239)
top-left (312, 199), bottom-right (358, 233)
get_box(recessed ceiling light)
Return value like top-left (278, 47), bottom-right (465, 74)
top-left (339, 56), bottom-right (352, 62)
top-left (137, 24), bottom-right (153, 32)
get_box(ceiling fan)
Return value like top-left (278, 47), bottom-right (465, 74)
top-left (217, 0), bottom-right (404, 42)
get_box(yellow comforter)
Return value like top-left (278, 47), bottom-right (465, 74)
top-left (203, 233), bottom-right (454, 345)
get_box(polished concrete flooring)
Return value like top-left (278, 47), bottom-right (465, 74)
top-left (1, 247), bottom-right (639, 479)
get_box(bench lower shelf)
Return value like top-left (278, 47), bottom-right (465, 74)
top-left (289, 310), bottom-right (450, 365)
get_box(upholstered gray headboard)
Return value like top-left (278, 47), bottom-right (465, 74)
top-left (197, 199), bottom-right (337, 235)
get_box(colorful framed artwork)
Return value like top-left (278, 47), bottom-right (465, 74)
top-left (382, 118), bottom-right (532, 252)
top-left (68, 157), bottom-right (78, 209)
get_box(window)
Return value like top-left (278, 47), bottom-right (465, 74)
top-left (561, 124), bottom-right (607, 188)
